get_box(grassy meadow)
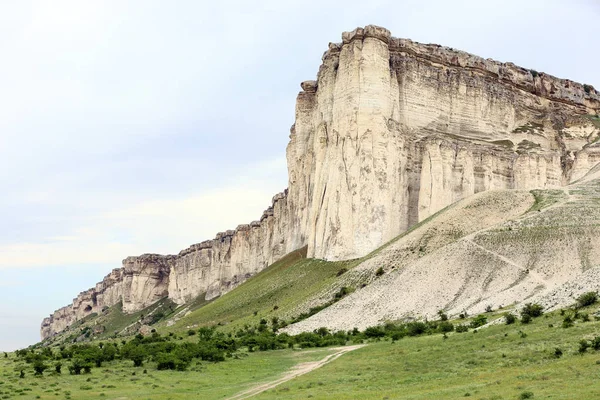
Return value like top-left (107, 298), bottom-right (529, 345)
top-left (3, 304), bottom-right (600, 399)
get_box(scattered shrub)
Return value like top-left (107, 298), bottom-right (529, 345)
top-left (485, 305), bottom-right (493, 313)
top-left (521, 303), bottom-right (543, 319)
top-left (437, 310), bottom-right (448, 321)
top-left (32, 361), bottom-right (47, 376)
top-left (576, 292), bottom-right (598, 308)
top-left (469, 315), bottom-right (487, 328)
top-left (455, 325), bottom-right (469, 333)
top-left (519, 391), bottom-right (534, 399)
top-left (504, 312), bottom-right (516, 325)
top-left (591, 336), bottom-right (600, 351)
top-left (579, 339), bottom-right (590, 354)
top-left (336, 268), bottom-right (348, 277)
top-left (438, 321), bottom-right (454, 333)
top-left (553, 347), bottom-right (563, 358)
top-left (334, 287), bottom-right (352, 301)
top-left (562, 315), bottom-right (574, 329)
top-left (375, 267), bottom-right (385, 277)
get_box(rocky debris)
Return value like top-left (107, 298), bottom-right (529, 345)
top-left (138, 325), bottom-right (153, 336)
top-left (41, 25), bottom-right (600, 340)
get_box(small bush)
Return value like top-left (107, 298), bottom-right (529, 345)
top-left (33, 361), bottom-right (47, 376)
top-left (375, 267), bottom-right (385, 277)
top-left (485, 305), bottom-right (493, 313)
top-left (553, 347), bottom-right (563, 358)
top-left (407, 322), bottom-right (428, 336)
top-left (579, 339), bottom-right (590, 354)
top-left (591, 336), bottom-right (600, 351)
top-left (504, 313), bottom-right (516, 325)
top-left (438, 321), bottom-right (454, 333)
top-left (519, 331), bottom-right (528, 339)
top-left (521, 303), bottom-right (543, 319)
top-left (469, 315), bottom-right (487, 328)
top-left (521, 314), bottom-right (532, 324)
top-left (334, 286), bottom-right (353, 301)
top-left (529, 69), bottom-right (539, 78)
top-left (519, 391), bottom-right (534, 399)
top-left (455, 325), bottom-right (469, 333)
top-left (562, 315), bottom-right (574, 329)
top-left (437, 310), bottom-right (448, 321)
top-left (336, 268), bottom-right (348, 277)
top-left (583, 84), bottom-right (593, 94)
top-left (576, 292), bottom-right (598, 308)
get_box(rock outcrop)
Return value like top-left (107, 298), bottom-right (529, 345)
top-left (41, 25), bottom-right (600, 340)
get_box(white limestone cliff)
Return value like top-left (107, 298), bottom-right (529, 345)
top-left (41, 25), bottom-right (600, 340)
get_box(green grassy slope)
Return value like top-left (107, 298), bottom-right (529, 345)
top-left (6, 305), bottom-right (600, 399)
top-left (167, 246), bottom-right (360, 333)
top-left (43, 298), bottom-right (178, 347)
top-left (0, 346), bottom-right (338, 399)
top-left (254, 308), bottom-right (600, 399)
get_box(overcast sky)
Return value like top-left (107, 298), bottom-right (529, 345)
top-left (1, 0), bottom-right (598, 351)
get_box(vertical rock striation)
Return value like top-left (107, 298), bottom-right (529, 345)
top-left (41, 25), bottom-right (600, 339)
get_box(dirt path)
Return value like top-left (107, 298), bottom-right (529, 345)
top-left (464, 238), bottom-right (546, 286)
top-left (226, 345), bottom-right (365, 400)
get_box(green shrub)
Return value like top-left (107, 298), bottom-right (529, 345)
top-left (407, 322), bottom-right (428, 336)
top-left (562, 315), bottom-right (574, 329)
top-left (469, 315), bottom-right (487, 328)
top-left (438, 321), bottom-right (454, 333)
top-left (364, 327), bottom-right (386, 338)
top-left (519, 391), bottom-right (534, 399)
top-left (553, 347), bottom-right (563, 358)
top-left (334, 286), bottom-right (353, 301)
top-left (504, 312), bottom-right (516, 325)
top-left (579, 339), bottom-right (590, 354)
top-left (521, 303), bottom-right (543, 318)
top-left (336, 268), bottom-right (348, 277)
top-left (521, 314), bottom-right (532, 324)
top-left (576, 292), bottom-right (598, 308)
top-left (32, 360), bottom-right (47, 376)
top-left (591, 336), bottom-right (600, 351)
top-left (375, 267), bottom-right (385, 277)
top-left (437, 310), bottom-right (448, 321)
top-left (455, 325), bottom-right (469, 333)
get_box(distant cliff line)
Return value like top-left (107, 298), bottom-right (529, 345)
top-left (41, 25), bottom-right (600, 340)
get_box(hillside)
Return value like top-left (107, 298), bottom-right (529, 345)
top-left (41, 24), bottom-right (600, 340)
top-left (285, 176), bottom-right (600, 333)
top-left (38, 174), bottom-right (600, 346)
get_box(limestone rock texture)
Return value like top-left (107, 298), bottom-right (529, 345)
top-left (288, 25), bottom-right (599, 261)
top-left (41, 25), bottom-right (600, 340)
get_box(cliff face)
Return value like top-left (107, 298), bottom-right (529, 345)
top-left (289, 26), bottom-right (599, 260)
top-left (41, 25), bottom-right (600, 340)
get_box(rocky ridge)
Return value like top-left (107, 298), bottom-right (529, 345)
top-left (41, 25), bottom-right (600, 339)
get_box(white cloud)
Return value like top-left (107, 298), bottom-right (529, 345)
top-left (0, 156), bottom-right (287, 269)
